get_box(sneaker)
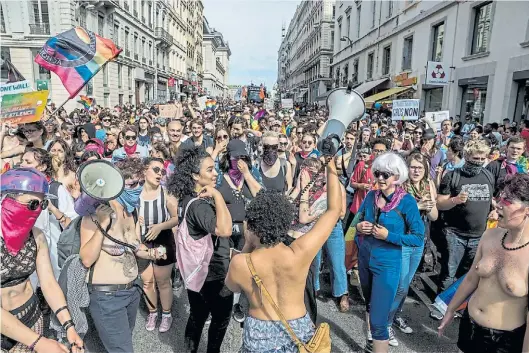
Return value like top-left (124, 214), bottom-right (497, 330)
top-left (232, 304), bottom-right (246, 323)
top-left (159, 314), bottom-right (173, 333)
top-left (429, 310), bottom-right (444, 321)
top-left (364, 340), bottom-right (373, 353)
top-left (393, 316), bottom-right (413, 334)
top-left (146, 312), bottom-right (157, 331)
top-left (388, 327), bottom-right (398, 347)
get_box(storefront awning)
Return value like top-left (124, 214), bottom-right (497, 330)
top-left (364, 86), bottom-right (414, 108)
top-left (354, 78), bottom-right (389, 95)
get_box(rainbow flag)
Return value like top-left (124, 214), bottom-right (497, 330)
top-left (35, 27), bottom-right (122, 99)
top-left (78, 95), bottom-right (94, 110)
top-left (206, 99), bottom-right (217, 111)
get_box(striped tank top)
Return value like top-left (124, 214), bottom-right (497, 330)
top-left (139, 187), bottom-right (170, 239)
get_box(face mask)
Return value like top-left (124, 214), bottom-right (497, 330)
top-left (1, 198), bottom-right (42, 255)
top-left (462, 159), bottom-right (484, 177)
top-left (228, 158), bottom-right (243, 186)
top-left (117, 186), bottom-right (143, 213)
top-left (262, 148), bottom-right (278, 166)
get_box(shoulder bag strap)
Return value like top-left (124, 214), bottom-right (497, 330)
top-left (245, 254), bottom-right (306, 351)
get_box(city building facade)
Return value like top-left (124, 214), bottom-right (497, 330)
top-left (331, 0), bottom-right (529, 124)
top-left (202, 17), bottom-right (230, 99)
top-left (0, 0), bottom-right (204, 110)
top-left (277, 0), bottom-right (336, 104)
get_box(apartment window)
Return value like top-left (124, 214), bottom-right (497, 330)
top-left (346, 15), bottom-right (351, 39)
top-left (31, 0), bottom-right (50, 34)
top-left (388, 1), bottom-right (393, 17)
top-left (119, 94), bottom-right (124, 105)
top-left (149, 43), bottom-right (153, 62)
top-left (382, 45), bottom-right (391, 75)
top-left (371, 1), bottom-right (376, 28)
top-left (134, 34), bottom-right (138, 54)
top-left (98, 14), bottom-right (105, 36)
top-left (0, 3), bottom-right (5, 33)
top-left (103, 65), bottom-right (108, 87)
top-left (338, 20), bottom-right (342, 50)
top-left (356, 6), bottom-right (361, 38)
top-left (128, 67), bottom-right (132, 90)
top-left (471, 2), bottom-right (492, 54)
top-left (142, 39), bottom-right (146, 59)
top-left (343, 64), bottom-right (349, 85)
top-left (118, 64), bottom-right (122, 88)
top-left (431, 22), bottom-right (445, 61)
top-left (402, 36), bottom-right (413, 70)
top-left (79, 7), bottom-right (86, 29)
top-left (353, 58), bottom-right (359, 83)
top-left (148, 3), bottom-right (152, 26)
top-left (367, 52), bottom-right (374, 79)
top-left (124, 30), bottom-right (129, 52)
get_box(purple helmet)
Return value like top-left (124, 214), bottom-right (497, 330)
top-left (1, 168), bottom-right (57, 199)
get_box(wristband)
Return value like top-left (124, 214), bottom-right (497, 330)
top-left (57, 214), bottom-right (66, 222)
top-left (54, 305), bottom-right (68, 317)
top-left (29, 334), bottom-right (43, 351)
top-left (62, 319), bottom-right (75, 330)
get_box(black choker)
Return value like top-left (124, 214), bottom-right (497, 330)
top-left (501, 231), bottom-right (529, 251)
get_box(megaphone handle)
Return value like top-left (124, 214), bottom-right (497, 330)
top-left (294, 154), bottom-right (339, 205)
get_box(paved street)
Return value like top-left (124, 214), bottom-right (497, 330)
top-left (85, 277), bottom-right (460, 353)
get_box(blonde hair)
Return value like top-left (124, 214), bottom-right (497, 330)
top-left (262, 131), bottom-right (279, 139)
top-left (464, 139), bottom-right (491, 157)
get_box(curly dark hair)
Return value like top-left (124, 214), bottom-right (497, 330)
top-left (46, 139), bottom-right (76, 177)
top-left (115, 158), bottom-right (144, 180)
top-left (371, 137), bottom-right (391, 150)
top-left (167, 146), bottom-right (211, 199)
top-left (500, 173), bottom-right (529, 203)
top-left (245, 190), bottom-right (295, 247)
top-left (25, 147), bottom-right (52, 177)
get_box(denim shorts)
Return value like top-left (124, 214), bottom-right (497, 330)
top-left (457, 309), bottom-right (525, 353)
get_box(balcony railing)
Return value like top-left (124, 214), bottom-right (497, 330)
top-left (29, 23), bottom-right (50, 35)
top-left (142, 58), bottom-right (146, 64)
top-left (123, 2), bottom-right (129, 10)
top-left (125, 49), bottom-right (131, 57)
top-left (155, 27), bottom-right (173, 46)
top-left (134, 53), bottom-right (138, 60)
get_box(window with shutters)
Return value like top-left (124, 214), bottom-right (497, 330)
top-left (431, 22), bottom-right (444, 61)
top-left (382, 45), bottom-right (391, 75)
top-left (402, 36), bottom-right (413, 71)
top-left (367, 52), bottom-right (374, 79)
top-left (98, 14), bottom-right (105, 36)
top-left (471, 2), bottom-right (492, 54)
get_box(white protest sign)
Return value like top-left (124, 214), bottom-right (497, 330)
top-left (0, 80), bottom-right (32, 104)
top-left (281, 98), bottom-right (293, 109)
top-left (197, 96), bottom-right (207, 111)
top-left (391, 99), bottom-right (420, 121)
top-left (425, 111), bottom-right (450, 131)
top-left (264, 98), bottom-right (274, 110)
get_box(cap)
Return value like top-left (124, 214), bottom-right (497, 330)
top-left (1, 168), bottom-right (57, 199)
top-left (227, 139), bottom-right (248, 159)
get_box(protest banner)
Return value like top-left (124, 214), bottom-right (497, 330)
top-left (1, 90), bottom-right (49, 124)
top-left (281, 98), bottom-right (293, 109)
top-left (264, 98), bottom-right (274, 110)
top-left (0, 80), bottom-right (32, 104)
top-left (159, 104), bottom-right (178, 119)
top-left (425, 111), bottom-right (450, 131)
top-left (391, 99), bottom-right (420, 121)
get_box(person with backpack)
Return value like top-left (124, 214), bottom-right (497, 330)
top-left (138, 158), bottom-right (180, 333)
top-left (436, 139), bottom-right (495, 294)
top-left (259, 131), bottom-right (292, 193)
top-left (354, 152), bottom-right (425, 353)
top-left (79, 158), bottom-right (159, 353)
top-left (1, 168), bottom-right (84, 353)
top-left (167, 146), bottom-right (233, 353)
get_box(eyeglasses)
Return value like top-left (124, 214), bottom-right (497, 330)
top-left (409, 166), bottom-right (425, 171)
top-left (102, 119), bottom-right (111, 122)
top-left (302, 140), bottom-right (313, 145)
top-left (414, 131), bottom-right (423, 135)
top-left (125, 180), bottom-right (145, 189)
top-left (297, 131), bottom-right (303, 135)
top-left (14, 198), bottom-right (49, 211)
top-left (374, 170), bottom-right (393, 180)
top-left (216, 134), bottom-right (228, 141)
top-left (124, 135), bottom-right (137, 140)
top-left (23, 129), bottom-right (38, 134)
top-left (151, 166), bottom-right (167, 176)
top-left (279, 142), bottom-right (288, 146)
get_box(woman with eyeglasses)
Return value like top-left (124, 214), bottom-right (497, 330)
top-left (111, 125), bottom-right (149, 162)
top-left (1, 168), bottom-right (84, 353)
top-left (354, 152), bottom-right (424, 353)
top-left (22, 122), bottom-right (46, 149)
top-left (384, 153), bottom-right (438, 343)
top-left (167, 146), bottom-right (233, 353)
top-left (138, 158), bottom-right (179, 333)
top-left (293, 133), bottom-right (320, 185)
top-left (438, 173), bottom-right (529, 353)
top-left (80, 158), bottom-right (160, 353)
top-left (412, 127), bottom-right (424, 147)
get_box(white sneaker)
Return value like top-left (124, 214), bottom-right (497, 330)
top-left (388, 327), bottom-right (398, 347)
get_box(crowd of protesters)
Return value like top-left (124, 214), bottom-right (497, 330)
top-left (1, 97), bottom-right (528, 353)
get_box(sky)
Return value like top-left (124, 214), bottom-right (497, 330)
top-left (203, 0), bottom-right (300, 89)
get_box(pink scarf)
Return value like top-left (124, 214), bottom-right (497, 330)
top-left (375, 186), bottom-right (406, 212)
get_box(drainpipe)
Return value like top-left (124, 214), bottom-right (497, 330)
top-left (446, 3), bottom-right (459, 114)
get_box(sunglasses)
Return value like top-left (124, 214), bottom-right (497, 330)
top-left (374, 170), bottom-right (393, 180)
top-left (125, 180), bottom-right (145, 189)
top-left (216, 134), bottom-right (229, 141)
top-left (263, 144), bottom-right (278, 149)
top-left (414, 131), bottom-right (423, 135)
top-left (23, 129), bottom-right (38, 134)
top-left (102, 119), bottom-right (111, 122)
top-left (279, 142), bottom-right (288, 146)
top-left (302, 141), bottom-right (313, 145)
top-left (124, 135), bottom-right (137, 140)
top-left (15, 198), bottom-right (49, 211)
top-left (151, 166), bottom-right (167, 176)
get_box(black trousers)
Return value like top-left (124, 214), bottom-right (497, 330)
top-left (184, 280), bottom-right (233, 353)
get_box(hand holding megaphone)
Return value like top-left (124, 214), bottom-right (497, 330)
top-left (320, 134), bottom-right (342, 156)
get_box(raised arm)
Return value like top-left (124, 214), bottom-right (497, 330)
top-left (291, 158), bottom-right (341, 263)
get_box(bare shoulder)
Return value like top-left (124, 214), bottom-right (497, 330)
top-left (480, 227), bottom-right (504, 245)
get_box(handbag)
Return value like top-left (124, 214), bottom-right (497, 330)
top-left (245, 254), bottom-right (331, 353)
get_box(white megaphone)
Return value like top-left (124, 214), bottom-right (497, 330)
top-left (74, 160), bottom-right (125, 216)
top-left (318, 82), bottom-right (366, 155)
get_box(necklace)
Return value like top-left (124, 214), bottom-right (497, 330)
top-left (501, 231), bottom-right (529, 251)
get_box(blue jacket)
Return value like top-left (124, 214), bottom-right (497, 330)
top-left (357, 190), bottom-right (425, 247)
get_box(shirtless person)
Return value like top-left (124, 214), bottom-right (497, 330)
top-left (80, 159), bottom-right (164, 353)
top-left (438, 173), bottom-right (529, 353)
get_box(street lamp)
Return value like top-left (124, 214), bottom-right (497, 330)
top-left (340, 36), bottom-right (353, 47)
